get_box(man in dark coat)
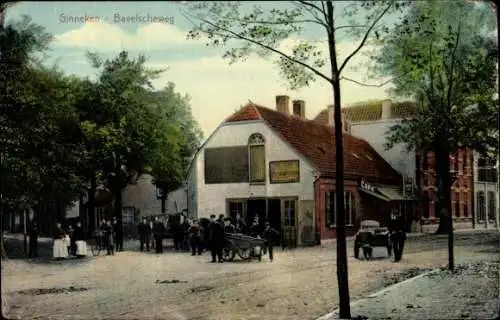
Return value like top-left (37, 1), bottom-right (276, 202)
top-left (104, 220), bottom-right (114, 256)
top-left (172, 215), bottom-right (183, 251)
top-left (153, 217), bottom-right (165, 254)
top-left (223, 218), bottom-right (236, 233)
top-left (389, 213), bottom-right (407, 262)
top-left (27, 219), bottom-right (39, 258)
top-left (188, 219), bottom-right (203, 256)
top-left (208, 214), bottom-right (225, 263)
top-left (112, 217), bottom-right (123, 252)
top-left (262, 222), bottom-right (279, 262)
top-left (234, 214), bottom-right (246, 233)
top-left (138, 218), bottom-right (151, 252)
top-left (181, 218), bottom-right (191, 251)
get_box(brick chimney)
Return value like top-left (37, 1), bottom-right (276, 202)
top-left (381, 99), bottom-right (392, 120)
top-left (292, 100), bottom-right (306, 119)
top-left (275, 95), bottom-right (290, 114)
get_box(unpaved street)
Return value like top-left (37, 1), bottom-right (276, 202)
top-left (2, 230), bottom-right (499, 320)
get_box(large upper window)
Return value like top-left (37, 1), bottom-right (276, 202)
top-left (248, 133), bottom-right (266, 183)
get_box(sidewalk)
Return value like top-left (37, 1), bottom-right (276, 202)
top-left (317, 261), bottom-right (500, 320)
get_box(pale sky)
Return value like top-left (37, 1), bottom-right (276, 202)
top-left (6, 1), bottom-right (397, 138)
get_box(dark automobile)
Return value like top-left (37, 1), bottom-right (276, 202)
top-left (354, 220), bottom-right (391, 260)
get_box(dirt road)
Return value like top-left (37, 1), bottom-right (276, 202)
top-left (2, 230), bottom-right (498, 320)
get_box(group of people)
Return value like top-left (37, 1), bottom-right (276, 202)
top-left (95, 217), bottom-right (126, 255)
top-left (52, 221), bottom-right (88, 260)
top-left (135, 213), bottom-right (280, 263)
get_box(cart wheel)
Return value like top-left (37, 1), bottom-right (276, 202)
top-left (223, 245), bottom-right (236, 262)
top-left (237, 248), bottom-right (251, 260)
top-left (354, 242), bottom-right (360, 259)
top-left (363, 246), bottom-right (372, 260)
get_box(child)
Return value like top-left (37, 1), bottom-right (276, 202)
top-left (104, 220), bottom-right (114, 256)
top-left (261, 222), bottom-right (279, 262)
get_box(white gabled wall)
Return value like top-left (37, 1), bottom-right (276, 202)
top-left (191, 120), bottom-right (316, 218)
top-left (350, 120), bottom-right (415, 184)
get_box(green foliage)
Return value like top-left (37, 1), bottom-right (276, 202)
top-left (1, 16), bottom-right (203, 223)
top-left (372, 0), bottom-right (498, 156)
top-left (182, 1), bottom-right (407, 90)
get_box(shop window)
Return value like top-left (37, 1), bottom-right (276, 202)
top-left (325, 191), bottom-right (336, 226)
top-left (284, 200), bottom-right (296, 227)
top-left (248, 133), bottom-right (266, 183)
top-left (463, 192), bottom-right (468, 217)
top-left (229, 201), bottom-right (244, 221)
top-left (345, 192), bottom-right (355, 225)
top-left (454, 192), bottom-right (460, 217)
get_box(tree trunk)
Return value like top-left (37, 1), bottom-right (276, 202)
top-left (326, 2), bottom-right (351, 318)
top-left (161, 193), bottom-right (166, 214)
top-left (111, 167), bottom-right (124, 240)
top-left (435, 134), bottom-right (454, 270)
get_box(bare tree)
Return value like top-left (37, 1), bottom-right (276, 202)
top-left (181, 1), bottom-right (408, 317)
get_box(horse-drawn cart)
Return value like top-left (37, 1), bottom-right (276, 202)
top-left (223, 233), bottom-right (266, 262)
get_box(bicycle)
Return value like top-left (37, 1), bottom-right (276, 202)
top-left (90, 230), bottom-right (105, 257)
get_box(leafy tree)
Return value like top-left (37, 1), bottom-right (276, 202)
top-left (180, 1), bottom-right (408, 316)
top-left (148, 83), bottom-right (203, 213)
top-left (371, 1), bottom-right (497, 270)
top-left (1, 16), bottom-right (86, 256)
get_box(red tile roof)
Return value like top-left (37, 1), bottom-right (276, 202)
top-left (225, 103), bottom-right (401, 184)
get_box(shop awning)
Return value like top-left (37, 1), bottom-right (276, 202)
top-left (359, 186), bottom-right (416, 202)
top-left (359, 188), bottom-right (391, 202)
top-left (377, 187), bottom-right (416, 201)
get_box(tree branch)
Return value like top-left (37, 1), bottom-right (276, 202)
top-left (229, 18), bottom-right (326, 28)
top-left (339, 76), bottom-right (392, 87)
top-left (337, 2), bottom-right (393, 75)
top-left (183, 13), bottom-right (332, 83)
top-left (295, 1), bottom-right (325, 14)
top-left (334, 24), bottom-right (369, 31)
top-left (292, 1), bottom-right (329, 28)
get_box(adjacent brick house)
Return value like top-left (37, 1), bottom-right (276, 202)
top-left (314, 100), bottom-right (474, 231)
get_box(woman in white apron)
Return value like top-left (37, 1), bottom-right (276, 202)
top-left (73, 222), bottom-right (88, 258)
top-left (52, 223), bottom-right (68, 260)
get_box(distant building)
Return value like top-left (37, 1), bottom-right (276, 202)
top-left (314, 99), bottom-right (474, 231)
top-left (473, 152), bottom-right (499, 228)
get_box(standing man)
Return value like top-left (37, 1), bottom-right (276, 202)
top-left (234, 214), bottom-right (246, 233)
top-left (262, 222), bottom-right (279, 262)
top-left (188, 219), bottom-right (203, 256)
top-left (138, 218), bottom-right (151, 252)
top-left (153, 217), bottom-right (165, 254)
top-left (27, 219), bottom-right (39, 258)
top-left (104, 220), bottom-right (114, 256)
top-left (208, 214), bottom-right (225, 263)
top-left (389, 213), bottom-right (407, 262)
top-left (112, 217), bottom-right (123, 252)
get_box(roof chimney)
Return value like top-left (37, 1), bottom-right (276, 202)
top-left (381, 99), bottom-right (392, 120)
top-left (292, 100), bottom-right (306, 119)
top-left (327, 104), bottom-right (334, 126)
top-left (275, 95), bottom-right (290, 114)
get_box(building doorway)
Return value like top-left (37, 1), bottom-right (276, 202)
top-left (282, 198), bottom-right (297, 248)
top-left (267, 198), bottom-right (281, 245)
top-left (247, 199), bottom-right (266, 225)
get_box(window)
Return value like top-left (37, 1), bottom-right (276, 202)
top-left (345, 192), bottom-right (356, 225)
top-left (325, 191), bottom-right (336, 226)
top-left (122, 207), bottom-right (136, 225)
top-left (477, 192), bottom-right (486, 221)
top-left (454, 192), bottom-right (460, 217)
top-left (463, 192), bottom-right (468, 217)
top-left (248, 133), bottom-right (266, 183)
top-left (488, 191), bottom-right (496, 221)
top-left (229, 201), bottom-right (244, 221)
top-left (284, 200), bottom-right (296, 227)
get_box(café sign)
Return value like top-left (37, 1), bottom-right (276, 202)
top-left (360, 179), bottom-right (376, 193)
top-left (269, 160), bottom-right (300, 183)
